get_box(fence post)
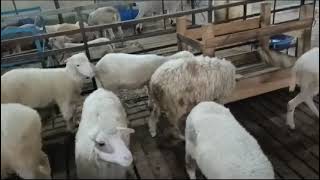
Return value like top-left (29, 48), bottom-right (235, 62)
top-left (297, 4), bottom-right (313, 57)
top-left (176, 17), bottom-right (187, 51)
top-left (75, 7), bottom-right (97, 89)
top-left (208, 0), bottom-right (213, 23)
top-left (202, 24), bottom-right (215, 57)
top-left (191, 0), bottom-right (195, 25)
top-left (259, 3), bottom-right (271, 49)
top-left (54, 0), bottom-right (64, 24)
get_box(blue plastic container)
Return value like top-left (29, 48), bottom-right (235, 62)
top-left (114, 5), bottom-right (139, 21)
top-left (269, 34), bottom-right (294, 51)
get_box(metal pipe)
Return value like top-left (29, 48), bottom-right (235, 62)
top-left (272, 0), bottom-right (277, 24)
top-left (191, 0), bottom-right (195, 25)
top-left (11, 0), bottom-right (18, 15)
top-left (75, 7), bottom-right (91, 61)
top-left (53, 0), bottom-right (64, 24)
top-left (208, 0), bottom-right (213, 23)
top-left (162, 0), bottom-right (167, 30)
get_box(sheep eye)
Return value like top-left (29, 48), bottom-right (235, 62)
top-left (76, 64), bottom-right (80, 67)
top-left (97, 142), bottom-right (105, 147)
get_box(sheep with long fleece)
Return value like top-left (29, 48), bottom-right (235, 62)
top-left (185, 101), bottom-right (274, 179)
top-left (75, 88), bottom-right (135, 179)
top-left (148, 55), bottom-right (236, 138)
top-left (95, 50), bottom-right (194, 92)
top-left (1, 53), bottom-right (95, 131)
top-left (88, 6), bottom-right (124, 41)
top-left (1, 103), bottom-right (51, 179)
top-left (51, 37), bottom-right (114, 64)
top-left (287, 47), bottom-right (319, 129)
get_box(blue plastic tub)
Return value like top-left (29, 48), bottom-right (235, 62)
top-left (114, 5), bottom-right (139, 21)
top-left (269, 34), bottom-right (294, 51)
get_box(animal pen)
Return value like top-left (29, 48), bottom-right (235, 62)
top-left (1, 0), bottom-right (319, 179)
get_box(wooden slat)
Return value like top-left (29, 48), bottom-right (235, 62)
top-left (230, 103), bottom-right (318, 179)
top-left (185, 18), bottom-right (260, 40)
top-left (224, 68), bottom-right (292, 104)
top-left (134, 126), bottom-right (172, 179)
top-left (205, 18), bottom-right (313, 48)
top-left (177, 33), bottom-right (202, 50)
top-left (131, 138), bottom-right (155, 179)
top-left (262, 93), bottom-right (319, 144)
top-left (240, 100), bottom-right (319, 173)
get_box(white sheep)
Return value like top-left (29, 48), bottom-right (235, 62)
top-left (1, 103), bottom-right (51, 179)
top-left (1, 53), bottom-right (95, 131)
top-left (287, 47), bottom-right (319, 129)
top-left (213, 0), bottom-right (253, 22)
top-left (88, 6), bottom-right (124, 41)
top-left (51, 37), bottom-right (114, 64)
top-left (134, 0), bottom-right (184, 33)
top-left (94, 50), bottom-right (194, 92)
top-left (75, 88), bottom-right (135, 179)
top-left (148, 55), bottom-right (236, 138)
top-left (185, 101), bottom-right (274, 179)
top-left (46, 22), bottom-right (95, 43)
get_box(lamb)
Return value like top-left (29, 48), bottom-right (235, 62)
top-left (94, 50), bottom-right (194, 92)
top-left (148, 55), bottom-right (236, 138)
top-left (88, 6), bottom-right (124, 41)
top-left (51, 37), bottom-right (114, 64)
top-left (75, 88), bottom-right (135, 179)
top-left (287, 47), bottom-right (319, 129)
top-left (185, 101), bottom-right (274, 179)
top-left (1, 103), bottom-right (51, 179)
top-left (1, 53), bottom-right (95, 131)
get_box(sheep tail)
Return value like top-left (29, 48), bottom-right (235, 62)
top-left (289, 68), bottom-right (297, 92)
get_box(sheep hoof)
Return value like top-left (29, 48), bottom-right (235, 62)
top-left (286, 121), bottom-right (295, 130)
top-left (136, 27), bottom-right (143, 34)
top-left (150, 130), bottom-right (157, 137)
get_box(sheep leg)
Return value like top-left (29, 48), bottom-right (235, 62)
top-left (135, 23), bottom-right (143, 34)
top-left (107, 28), bottom-right (115, 40)
top-left (58, 100), bottom-right (75, 132)
top-left (185, 153), bottom-right (197, 179)
top-left (287, 93), bottom-right (305, 129)
top-left (148, 105), bottom-right (160, 137)
top-left (38, 151), bottom-right (51, 178)
top-left (305, 96), bottom-right (319, 117)
top-left (117, 26), bottom-right (125, 47)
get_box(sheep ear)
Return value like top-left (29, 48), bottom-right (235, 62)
top-left (116, 127), bottom-right (135, 134)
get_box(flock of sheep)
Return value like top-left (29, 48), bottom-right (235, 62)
top-left (1, 46), bottom-right (318, 179)
top-left (1, 0), bottom-right (319, 179)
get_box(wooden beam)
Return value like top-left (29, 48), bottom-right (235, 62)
top-left (185, 18), bottom-right (260, 40)
top-left (202, 24), bottom-right (215, 57)
top-left (176, 17), bottom-right (188, 51)
top-left (205, 18), bottom-right (313, 48)
top-left (223, 68), bottom-right (292, 104)
top-left (297, 4), bottom-right (313, 57)
top-left (259, 3), bottom-right (271, 48)
top-left (177, 34), bottom-right (202, 50)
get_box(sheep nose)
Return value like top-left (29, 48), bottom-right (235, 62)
top-left (124, 155), bottom-right (132, 162)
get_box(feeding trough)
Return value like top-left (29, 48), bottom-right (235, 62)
top-left (269, 34), bottom-right (294, 51)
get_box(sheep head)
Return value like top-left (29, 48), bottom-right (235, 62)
top-left (89, 127), bottom-right (135, 167)
top-left (65, 53), bottom-right (95, 80)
